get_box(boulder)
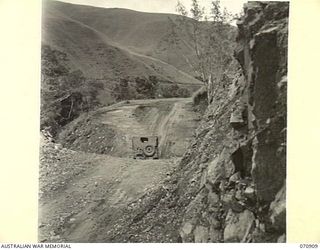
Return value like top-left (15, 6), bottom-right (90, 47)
top-left (209, 225), bottom-right (221, 242)
top-left (230, 101), bottom-right (246, 129)
top-left (180, 221), bottom-right (194, 242)
top-left (229, 172), bottom-right (241, 183)
top-left (208, 190), bottom-right (219, 206)
top-left (207, 149), bottom-right (235, 186)
top-left (244, 186), bottom-right (255, 200)
top-left (230, 112), bottom-right (244, 128)
top-left (223, 209), bottom-right (255, 242)
top-left (194, 226), bottom-right (209, 243)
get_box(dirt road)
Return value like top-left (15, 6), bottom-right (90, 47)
top-left (98, 98), bottom-right (200, 157)
top-left (39, 98), bottom-right (200, 242)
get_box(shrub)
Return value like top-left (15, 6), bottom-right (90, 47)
top-left (41, 45), bottom-right (103, 136)
top-left (192, 86), bottom-right (207, 106)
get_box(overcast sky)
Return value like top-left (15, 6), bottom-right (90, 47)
top-left (54, 0), bottom-right (248, 16)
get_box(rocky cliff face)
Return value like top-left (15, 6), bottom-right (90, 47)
top-left (177, 2), bottom-right (288, 243)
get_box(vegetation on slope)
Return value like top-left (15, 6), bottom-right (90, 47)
top-left (41, 45), bottom-right (192, 136)
top-left (41, 45), bottom-right (103, 136)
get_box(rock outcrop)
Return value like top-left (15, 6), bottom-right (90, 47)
top-left (177, 2), bottom-right (288, 243)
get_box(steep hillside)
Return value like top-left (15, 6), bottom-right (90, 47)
top-left (42, 0), bottom-right (203, 86)
top-left (43, 0), bottom-right (199, 75)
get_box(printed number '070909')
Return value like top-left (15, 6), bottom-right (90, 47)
top-left (300, 244), bottom-right (319, 248)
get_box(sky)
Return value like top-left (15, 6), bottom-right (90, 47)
top-left (54, 0), bottom-right (248, 16)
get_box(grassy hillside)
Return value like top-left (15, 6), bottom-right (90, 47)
top-left (43, 0), bottom-right (199, 75)
top-left (42, 0), bottom-right (203, 86)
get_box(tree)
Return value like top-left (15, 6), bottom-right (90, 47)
top-left (177, 87), bottom-right (191, 97)
top-left (41, 45), bottom-right (103, 135)
top-left (159, 83), bottom-right (190, 98)
top-left (135, 77), bottom-right (157, 99)
top-left (174, 0), bottom-right (237, 101)
top-left (112, 77), bottom-right (130, 101)
top-left (176, 0), bottom-right (207, 80)
top-left (148, 75), bottom-right (159, 86)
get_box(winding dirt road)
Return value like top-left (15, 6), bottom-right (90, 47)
top-left (97, 98), bottom-right (200, 157)
top-left (39, 97), bottom-right (200, 242)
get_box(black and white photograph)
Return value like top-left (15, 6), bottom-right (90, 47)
top-left (38, 0), bottom-right (288, 243)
